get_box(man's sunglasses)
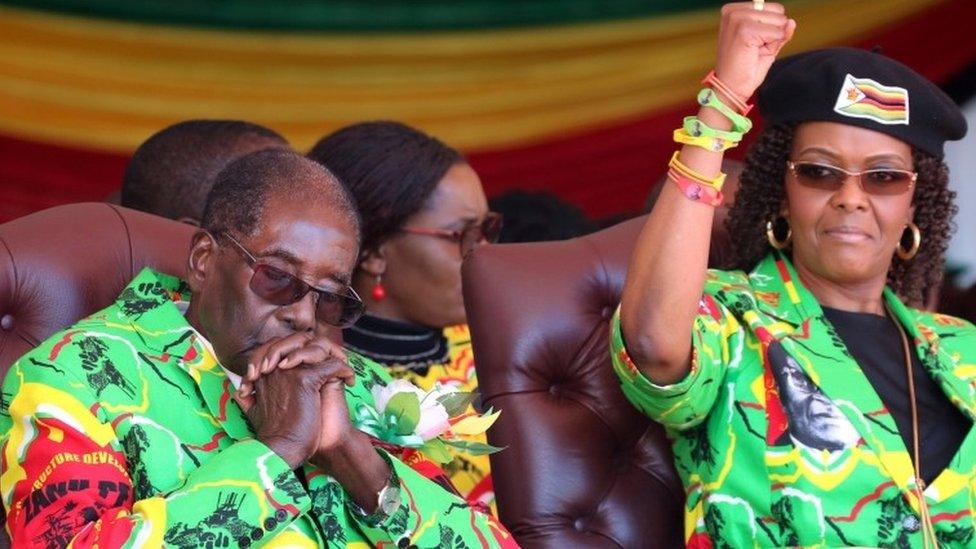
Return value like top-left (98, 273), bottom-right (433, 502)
top-left (220, 232), bottom-right (365, 328)
top-left (787, 161), bottom-right (916, 196)
top-left (400, 212), bottom-right (503, 257)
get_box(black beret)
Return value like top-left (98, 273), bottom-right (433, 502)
top-left (757, 47), bottom-right (967, 158)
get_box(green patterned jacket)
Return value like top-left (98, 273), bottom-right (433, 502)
top-left (611, 252), bottom-right (976, 548)
top-left (0, 269), bottom-right (516, 548)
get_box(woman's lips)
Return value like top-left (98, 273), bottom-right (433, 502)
top-left (823, 226), bottom-right (872, 243)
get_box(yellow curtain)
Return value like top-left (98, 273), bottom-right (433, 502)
top-left (0, 0), bottom-right (940, 152)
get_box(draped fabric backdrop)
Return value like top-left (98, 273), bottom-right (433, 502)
top-left (1, 0), bottom-right (975, 223)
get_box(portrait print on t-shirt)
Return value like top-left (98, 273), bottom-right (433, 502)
top-left (767, 342), bottom-right (860, 452)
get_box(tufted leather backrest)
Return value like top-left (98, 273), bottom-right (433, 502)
top-left (0, 203), bottom-right (196, 374)
top-left (463, 216), bottom-right (684, 548)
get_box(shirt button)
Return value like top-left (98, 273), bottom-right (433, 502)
top-left (275, 509), bottom-right (289, 522)
top-left (902, 515), bottom-right (921, 533)
top-left (251, 527), bottom-right (264, 540)
top-left (238, 537), bottom-right (252, 548)
top-left (263, 517), bottom-right (278, 530)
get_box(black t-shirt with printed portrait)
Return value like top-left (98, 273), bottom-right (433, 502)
top-left (823, 306), bottom-right (971, 484)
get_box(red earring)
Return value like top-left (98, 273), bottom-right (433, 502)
top-left (371, 275), bottom-right (386, 302)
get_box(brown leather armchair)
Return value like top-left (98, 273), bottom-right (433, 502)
top-left (463, 216), bottom-right (684, 548)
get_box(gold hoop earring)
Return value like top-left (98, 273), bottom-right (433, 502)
top-left (896, 222), bottom-right (921, 261)
top-left (766, 217), bottom-right (792, 250)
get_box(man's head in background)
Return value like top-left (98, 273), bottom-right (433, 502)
top-left (121, 120), bottom-right (288, 224)
top-left (488, 190), bottom-right (596, 243)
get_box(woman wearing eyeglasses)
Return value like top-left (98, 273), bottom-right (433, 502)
top-left (308, 121), bottom-right (501, 511)
top-left (614, 2), bottom-right (972, 547)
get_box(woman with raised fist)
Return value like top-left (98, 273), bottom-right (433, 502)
top-left (613, 2), bottom-right (972, 547)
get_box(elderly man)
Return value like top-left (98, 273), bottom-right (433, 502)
top-left (0, 149), bottom-right (514, 548)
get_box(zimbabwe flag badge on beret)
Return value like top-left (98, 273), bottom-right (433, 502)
top-left (833, 74), bottom-right (909, 126)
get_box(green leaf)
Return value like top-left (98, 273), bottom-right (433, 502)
top-left (385, 392), bottom-right (420, 436)
top-left (441, 439), bottom-right (505, 455)
top-left (421, 439), bottom-right (453, 464)
top-left (436, 391), bottom-right (478, 417)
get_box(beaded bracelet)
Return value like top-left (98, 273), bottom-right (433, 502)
top-left (668, 151), bottom-right (726, 190)
top-left (683, 116), bottom-right (744, 143)
top-left (668, 168), bottom-right (724, 207)
top-left (701, 70), bottom-right (753, 115)
top-left (673, 128), bottom-right (737, 152)
top-left (697, 88), bottom-right (753, 133)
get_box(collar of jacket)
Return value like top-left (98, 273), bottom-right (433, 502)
top-left (110, 268), bottom-right (252, 440)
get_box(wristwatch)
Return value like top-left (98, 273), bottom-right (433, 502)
top-left (352, 469), bottom-right (401, 523)
top-left (376, 479), bottom-right (402, 519)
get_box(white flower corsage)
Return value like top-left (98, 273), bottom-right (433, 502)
top-left (354, 379), bottom-right (503, 464)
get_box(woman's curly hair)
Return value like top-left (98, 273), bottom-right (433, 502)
top-left (724, 124), bottom-right (957, 307)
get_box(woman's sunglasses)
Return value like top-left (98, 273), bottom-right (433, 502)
top-left (787, 161), bottom-right (916, 196)
top-left (220, 233), bottom-right (365, 328)
top-left (400, 212), bottom-right (503, 257)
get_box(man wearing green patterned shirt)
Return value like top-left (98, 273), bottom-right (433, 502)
top-left (0, 148), bottom-right (515, 548)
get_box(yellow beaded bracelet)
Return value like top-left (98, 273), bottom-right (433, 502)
top-left (668, 151), bottom-right (726, 190)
